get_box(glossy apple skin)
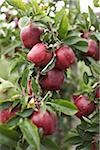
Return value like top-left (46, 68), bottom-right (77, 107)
top-left (86, 39), bottom-right (97, 57)
top-left (39, 68), bottom-right (64, 91)
top-left (27, 43), bottom-right (53, 67)
top-left (55, 45), bottom-right (76, 70)
top-left (0, 108), bottom-right (18, 123)
top-left (31, 110), bottom-right (57, 135)
top-left (20, 23), bottom-right (43, 49)
top-left (73, 95), bottom-right (96, 118)
top-left (95, 87), bottom-right (100, 99)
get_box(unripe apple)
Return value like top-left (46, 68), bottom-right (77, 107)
top-left (0, 108), bottom-right (18, 123)
top-left (55, 45), bottom-right (76, 70)
top-left (73, 95), bottom-right (96, 118)
top-left (20, 23), bottom-right (43, 49)
top-left (95, 87), bottom-right (100, 99)
top-left (39, 68), bottom-right (64, 91)
top-left (27, 43), bottom-right (53, 67)
top-left (86, 39), bottom-right (97, 57)
top-left (31, 110), bottom-right (57, 135)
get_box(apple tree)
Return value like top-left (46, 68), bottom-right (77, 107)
top-left (0, 0), bottom-right (99, 150)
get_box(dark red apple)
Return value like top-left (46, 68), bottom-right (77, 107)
top-left (86, 39), bottom-right (97, 57)
top-left (91, 142), bottom-right (97, 150)
top-left (55, 45), bottom-right (76, 70)
top-left (95, 87), bottom-right (100, 99)
top-left (39, 68), bottom-right (64, 91)
top-left (0, 108), bottom-right (18, 123)
top-left (73, 95), bottom-right (96, 118)
top-left (27, 43), bottom-right (53, 67)
top-left (93, 47), bottom-right (100, 61)
top-left (31, 110), bottom-right (57, 135)
top-left (20, 23), bottom-right (43, 49)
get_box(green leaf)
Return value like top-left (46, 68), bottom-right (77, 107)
top-left (64, 36), bottom-right (81, 45)
top-left (29, 0), bottom-right (40, 13)
top-left (91, 32), bottom-right (100, 41)
top-left (88, 6), bottom-right (96, 26)
top-left (19, 119), bottom-right (40, 150)
top-left (16, 109), bottom-right (33, 118)
top-left (47, 99), bottom-right (78, 116)
top-left (21, 68), bottom-right (29, 88)
top-left (34, 14), bottom-right (52, 26)
top-left (0, 102), bottom-right (11, 110)
top-left (73, 40), bottom-right (88, 52)
top-left (0, 124), bottom-right (19, 147)
top-left (65, 136), bottom-right (82, 145)
top-left (26, 145), bottom-right (35, 150)
top-left (21, 96), bottom-right (29, 111)
top-left (0, 80), bottom-right (14, 93)
top-left (0, 145), bottom-right (14, 150)
top-left (76, 142), bottom-right (91, 150)
top-left (87, 126), bottom-right (99, 133)
top-left (10, 61), bottom-right (20, 73)
top-left (88, 58), bottom-right (100, 75)
top-left (58, 13), bottom-right (68, 39)
top-left (32, 77), bottom-right (38, 94)
top-left (82, 116), bottom-right (92, 124)
top-left (7, 116), bottom-right (20, 127)
top-left (55, 9), bottom-right (65, 26)
top-left (16, 142), bottom-right (23, 150)
top-left (66, 32), bottom-right (81, 37)
top-left (42, 137), bottom-right (60, 150)
top-left (41, 54), bottom-right (56, 75)
top-left (83, 72), bottom-right (89, 85)
top-left (6, 0), bottom-right (27, 11)
top-left (18, 17), bottom-right (30, 29)
top-left (1, 42), bottom-right (21, 56)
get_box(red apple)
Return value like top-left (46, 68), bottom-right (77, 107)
top-left (39, 68), bottom-right (64, 91)
top-left (0, 108), bottom-right (18, 123)
top-left (95, 87), bottom-right (100, 99)
top-left (86, 39), bottom-right (97, 57)
top-left (55, 45), bottom-right (76, 70)
top-left (31, 110), bottom-right (57, 135)
top-left (20, 23), bottom-right (43, 49)
top-left (91, 142), bottom-right (97, 150)
top-left (93, 47), bottom-right (100, 61)
top-left (27, 43), bottom-right (53, 67)
top-left (73, 95), bottom-right (96, 118)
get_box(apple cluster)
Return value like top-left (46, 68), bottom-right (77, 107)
top-left (20, 23), bottom-right (76, 91)
top-left (20, 24), bottom-right (99, 93)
